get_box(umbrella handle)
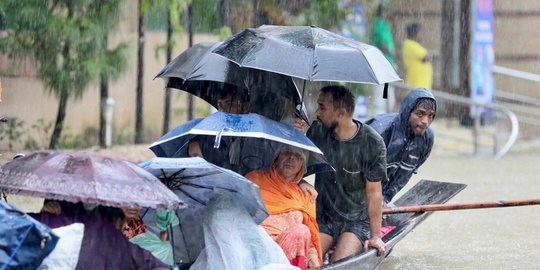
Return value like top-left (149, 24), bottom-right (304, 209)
top-left (214, 127), bottom-right (234, 148)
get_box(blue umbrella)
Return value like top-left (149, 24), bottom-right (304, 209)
top-left (148, 112), bottom-right (333, 176)
top-left (139, 157), bottom-right (268, 264)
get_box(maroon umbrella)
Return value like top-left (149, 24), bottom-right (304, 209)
top-left (0, 151), bottom-right (185, 210)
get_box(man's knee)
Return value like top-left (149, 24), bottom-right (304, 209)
top-left (331, 232), bottom-right (362, 262)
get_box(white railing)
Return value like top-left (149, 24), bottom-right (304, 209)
top-left (492, 65), bottom-right (540, 83)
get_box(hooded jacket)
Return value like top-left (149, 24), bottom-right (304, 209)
top-left (366, 88), bottom-right (435, 203)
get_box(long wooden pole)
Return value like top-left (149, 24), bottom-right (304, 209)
top-left (383, 199), bottom-right (540, 214)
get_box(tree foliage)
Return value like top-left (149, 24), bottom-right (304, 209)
top-left (0, 0), bottom-right (129, 149)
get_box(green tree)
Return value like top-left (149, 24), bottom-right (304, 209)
top-left (0, 0), bottom-right (129, 149)
top-left (135, 0), bottom-right (168, 143)
top-left (90, 0), bottom-right (129, 148)
top-left (293, 0), bottom-right (346, 30)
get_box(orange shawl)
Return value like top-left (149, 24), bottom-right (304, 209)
top-left (246, 163), bottom-right (322, 262)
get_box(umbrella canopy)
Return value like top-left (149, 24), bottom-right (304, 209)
top-left (213, 25), bottom-right (401, 84)
top-left (148, 112), bottom-right (333, 176)
top-left (150, 112), bottom-right (322, 155)
top-left (0, 151), bottom-right (184, 210)
top-left (1, 200), bottom-right (59, 269)
top-left (156, 42), bottom-right (307, 121)
top-left (139, 157), bottom-right (268, 263)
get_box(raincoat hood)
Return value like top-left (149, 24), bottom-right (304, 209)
top-left (397, 88), bottom-right (436, 136)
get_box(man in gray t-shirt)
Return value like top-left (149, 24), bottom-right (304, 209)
top-left (307, 85), bottom-right (387, 262)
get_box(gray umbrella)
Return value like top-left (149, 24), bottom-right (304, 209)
top-left (139, 157), bottom-right (268, 264)
top-left (155, 42), bottom-right (308, 121)
top-left (212, 25), bottom-right (401, 84)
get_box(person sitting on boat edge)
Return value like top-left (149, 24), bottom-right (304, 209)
top-left (306, 85), bottom-right (386, 262)
top-left (366, 88), bottom-right (436, 205)
top-left (246, 146), bottom-right (322, 269)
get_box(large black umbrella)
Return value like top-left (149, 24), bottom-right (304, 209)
top-left (156, 42), bottom-right (307, 121)
top-left (212, 25), bottom-right (401, 84)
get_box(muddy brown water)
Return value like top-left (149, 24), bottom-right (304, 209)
top-left (379, 152), bottom-right (540, 269)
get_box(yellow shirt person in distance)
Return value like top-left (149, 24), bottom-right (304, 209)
top-left (402, 23), bottom-right (432, 90)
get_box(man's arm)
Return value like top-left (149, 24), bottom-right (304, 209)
top-left (363, 180), bottom-right (385, 256)
top-left (383, 173), bottom-right (411, 204)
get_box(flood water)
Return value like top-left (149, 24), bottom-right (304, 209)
top-left (378, 152), bottom-right (540, 269)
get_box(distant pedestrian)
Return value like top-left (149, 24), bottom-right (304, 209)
top-left (402, 23), bottom-right (433, 90)
top-left (370, 4), bottom-right (396, 69)
top-left (370, 4), bottom-right (397, 114)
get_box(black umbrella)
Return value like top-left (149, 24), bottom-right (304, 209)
top-left (155, 42), bottom-right (308, 121)
top-left (212, 25), bottom-right (401, 84)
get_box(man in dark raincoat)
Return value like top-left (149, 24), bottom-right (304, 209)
top-left (366, 88), bottom-right (436, 205)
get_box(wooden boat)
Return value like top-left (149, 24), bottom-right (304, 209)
top-left (322, 179), bottom-right (466, 270)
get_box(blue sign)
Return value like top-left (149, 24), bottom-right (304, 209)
top-left (470, 0), bottom-right (495, 117)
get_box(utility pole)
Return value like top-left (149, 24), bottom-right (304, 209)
top-left (441, 0), bottom-right (472, 122)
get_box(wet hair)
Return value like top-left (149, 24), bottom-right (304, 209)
top-left (251, 91), bottom-right (284, 120)
top-left (273, 145), bottom-right (307, 163)
top-left (93, 205), bottom-right (126, 227)
top-left (407, 23), bottom-right (421, 38)
top-left (376, 4), bottom-right (386, 17)
top-left (319, 85), bottom-right (355, 115)
top-left (413, 98), bottom-right (437, 118)
top-left (218, 84), bottom-right (249, 103)
top-left (42, 199), bottom-right (86, 217)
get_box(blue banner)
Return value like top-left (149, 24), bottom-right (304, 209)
top-left (470, 0), bottom-right (495, 117)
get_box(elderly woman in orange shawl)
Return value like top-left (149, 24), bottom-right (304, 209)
top-left (245, 146), bottom-right (322, 270)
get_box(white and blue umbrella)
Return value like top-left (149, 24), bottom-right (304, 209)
top-left (148, 112), bottom-right (333, 176)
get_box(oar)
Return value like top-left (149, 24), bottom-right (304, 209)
top-left (383, 198), bottom-right (540, 214)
